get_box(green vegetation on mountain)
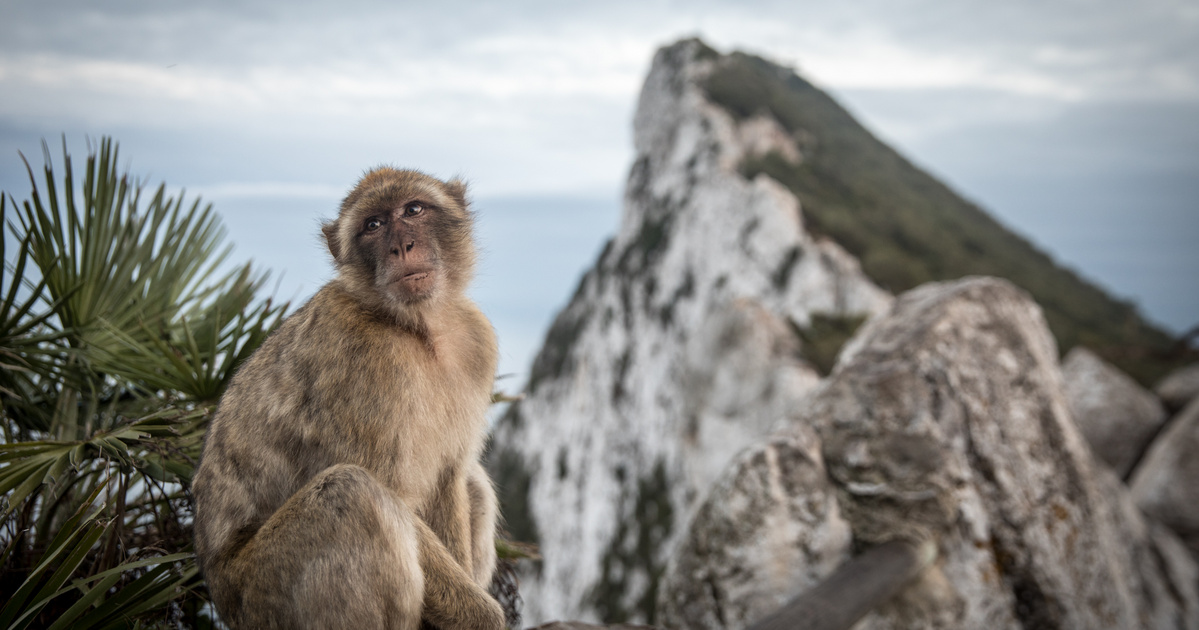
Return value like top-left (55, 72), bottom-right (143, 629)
top-left (703, 51), bottom-right (1188, 384)
top-left (792, 313), bottom-right (868, 377)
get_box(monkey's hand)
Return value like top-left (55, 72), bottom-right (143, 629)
top-left (416, 519), bottom-right (507, 630)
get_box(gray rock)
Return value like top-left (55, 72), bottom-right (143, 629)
top-left (529, 619), bottom-right (661, 624)
top-left (1132, 397), bottom-right (1199, 560)
top-left (1061, 346), bottom-right (1167, 477)
top-left (660, 277), bottom-right (1199, 630)
top-left (657, 426), bottom-right (852, 628)
top-left (488, 38), bottom-right (889, 625)
top-left (1156, 363), bottom-right (1199, 411)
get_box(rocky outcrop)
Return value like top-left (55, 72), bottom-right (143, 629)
top-left (1061, 346), bottom-right (1167, 477)
top-left (488, 39), bottom-right (890, 624)
top-left (1156, 363), bottom-right (1199, 411)
top-left (660, 278), bottom-right (1199, 629)
top-left (1132, 397), bottom-right (1199, 561)
top-left (657, 424), bottom-right (852, 627)
top-left (489, 37), bottom-right (1198, 628)
top-left (529, 619), bottom-right (661, 624)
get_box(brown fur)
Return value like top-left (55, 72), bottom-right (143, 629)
top-left (193, 168), bottom-right (503, 630)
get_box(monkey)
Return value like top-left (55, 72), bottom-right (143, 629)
top-left (192, 168), bottom-right (506, 630)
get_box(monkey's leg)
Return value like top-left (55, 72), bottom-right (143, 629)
top-left (465, 460), bottom-right (499, 587)
top-left (224, 464), bottom-right (424, 630)
top-left (422, 465), bottom-right (475, 573)
top-left (414, 514), bottom-right (507, 630)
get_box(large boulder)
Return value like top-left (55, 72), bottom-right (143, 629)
top-left (1132, 397), bottom-right (1199, 561)
top-left (1060, 346), bottom-right (1167, 478)
top-left (658, 425), bottom-right (852, 628)
top-left (529, 619), bottom-right (661, 624)
top-left (659, 278), bottom-right (1199, 629)
top-left (1156, 363), bottom-right (1199, 411)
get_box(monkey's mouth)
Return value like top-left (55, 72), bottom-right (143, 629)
top-left (391, 268), bottom-right (436, 297)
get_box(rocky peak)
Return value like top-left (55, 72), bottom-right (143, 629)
top-left (631, 40), bottom-right (803, 181)
top-left (490, 39), bottom-right (889, 624)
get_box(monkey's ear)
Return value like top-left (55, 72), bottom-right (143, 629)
top-left (322, 221), bottom-right (342, 262)
top-left (445, 178), bottom-right (469, 209)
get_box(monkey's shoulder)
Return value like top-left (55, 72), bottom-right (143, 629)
top-left (219, 284), bottom-right (494, 413)
top-left (430, 299), bottom-right (498, 382)
top-left (257, 284), bottom-right (412, 358)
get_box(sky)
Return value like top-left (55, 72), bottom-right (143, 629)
top-left (1, 0), bottom-right (1196, 385)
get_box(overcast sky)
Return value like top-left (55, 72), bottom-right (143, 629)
top-left (2, 0), bottom-right (1196, 383)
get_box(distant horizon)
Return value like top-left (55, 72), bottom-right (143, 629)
top-left (6, 151), bottom-right (1188, 389)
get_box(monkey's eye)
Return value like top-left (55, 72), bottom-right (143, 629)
top-left (364, 217), bottom-right (383, 232)
top-left (403, 203), bottom-right (424, 217)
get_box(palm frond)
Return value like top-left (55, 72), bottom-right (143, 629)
top-left (0, 483), bottom-right (109, 630)
top-left (1, 194), bottom-right (72, 438)
top-left (1, 136), bottom-right (281, 628)
top-left (87, 267), bottom-right (287, 403)
top-left (15, 137), bottom-right (287, 429)
top-left (0, 407), bottom-right (211, 628)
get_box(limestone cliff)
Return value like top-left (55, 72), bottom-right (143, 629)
top-left (488, 39), bottom-right (888, 624)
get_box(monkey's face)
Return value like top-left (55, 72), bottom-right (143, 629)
top-left (324, 169), bottom-right (476, 308)
top-left (361, 200), bottom-right (442, 302)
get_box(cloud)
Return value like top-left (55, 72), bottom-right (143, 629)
top-left (4, 1), bottom-right (1196, 138)
top-left (1, 0), bottom-right (1196, 345)
top-left (789, 33), bottom-right (1088, 99)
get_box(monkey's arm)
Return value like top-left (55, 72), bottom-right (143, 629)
top-left (415, 518), bottom-right (506, 630)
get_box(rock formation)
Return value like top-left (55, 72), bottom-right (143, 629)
top-left (1156, 363), bottom-right (1199, 411)
top-left (659, 278), bottom-right (1199, 629)
top-left (1061, 346), bottom-right (1167, 477)
top-left (488, 39), bottom-right (889, 624)
top-left (656, 424), bottom-right (851, 627)
top-left (1132, 397), bottom-right (1199, 562)
top-left (488, 37), bottom-right (1199, 628)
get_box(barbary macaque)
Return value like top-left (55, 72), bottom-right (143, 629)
top-left (193, 168), bottom-right (504, 630)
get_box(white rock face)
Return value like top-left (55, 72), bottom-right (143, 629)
top-left (488, 39), bottom-right (890, 624)
top-left (661, 278), bottom-right (1199, 629)
top-left (1061, 346), bottom-right (1167, 478)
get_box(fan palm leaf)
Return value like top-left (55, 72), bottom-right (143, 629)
top-left (2, 136), bottom-right (287, 628)
top-left (1, 195), bottom-right (73, 439)
top-left (14, 137), bottom-right (286, 436)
